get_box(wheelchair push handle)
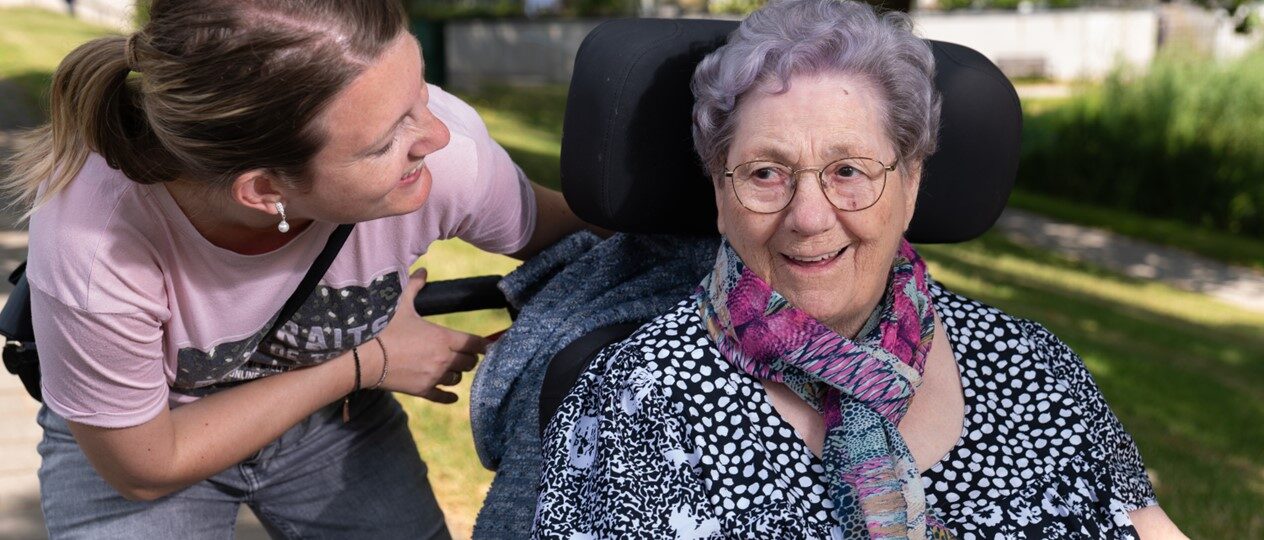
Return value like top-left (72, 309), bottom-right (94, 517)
top-left (412, 275), bottom-right (510, 317)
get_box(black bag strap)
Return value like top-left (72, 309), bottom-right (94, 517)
top-left (266, 223), bottom-right (355, 339)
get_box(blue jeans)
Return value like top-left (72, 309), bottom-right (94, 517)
top-left (37, 390), bottom-right (450, 539)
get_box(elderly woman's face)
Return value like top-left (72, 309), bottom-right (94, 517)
top-left (715, 71), bottom-right (919, 337)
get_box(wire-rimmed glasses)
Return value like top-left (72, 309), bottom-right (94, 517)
top-left (723, 156), bottom-right (898, 214)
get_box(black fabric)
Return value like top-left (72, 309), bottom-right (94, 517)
top-left (538, 321), bottom-right (643, 435)
top-left (560, 18), bottom-right (1021, 243)
top-left (0, 223), bottom-right (355, 403)
top-left (1, 269), bottom-right (39, 401)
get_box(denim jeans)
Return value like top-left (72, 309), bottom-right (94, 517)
top-left (37, 390), bottom-right (450, 539)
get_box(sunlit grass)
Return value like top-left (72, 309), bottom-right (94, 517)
top-left (0, 8), bottom-right (118, 111)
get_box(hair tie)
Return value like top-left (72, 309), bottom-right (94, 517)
top-left (123, 33), bottom-right (142, 73)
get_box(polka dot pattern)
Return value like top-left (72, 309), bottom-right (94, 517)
top-left (534, 283), bottom-right (1157, 539)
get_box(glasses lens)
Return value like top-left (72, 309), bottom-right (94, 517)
top-left (733, 161), bottom-right (794, 213)
top-left (822, 157), bottom-right (886, 211)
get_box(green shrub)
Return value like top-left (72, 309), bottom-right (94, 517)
top-left (1020, 49), bottom-right (1264, 238)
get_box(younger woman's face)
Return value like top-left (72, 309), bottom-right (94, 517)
top-left (293, 34), bottom-right (451, 223)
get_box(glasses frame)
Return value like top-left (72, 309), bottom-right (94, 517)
top-left (722, 156), bottom-right (899, 214)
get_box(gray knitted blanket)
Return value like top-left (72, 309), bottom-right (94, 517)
top-left (469, 232), bottom-right (717, 538)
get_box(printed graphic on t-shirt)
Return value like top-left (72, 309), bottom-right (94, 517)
top-left (174, 272), bottom-right (402, 393)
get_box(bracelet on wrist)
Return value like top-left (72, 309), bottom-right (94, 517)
top-left (343, 344), bottom-right (363, 423)
top-left (369, 336), bottom-right (389, 390)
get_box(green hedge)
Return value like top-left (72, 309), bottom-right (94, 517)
top-left (1020, 50), bottom-right (1264, 239)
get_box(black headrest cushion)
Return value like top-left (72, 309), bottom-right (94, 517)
top-left (560, 18), bottom-right (1021, 243)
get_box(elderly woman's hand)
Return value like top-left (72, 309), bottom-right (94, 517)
top-left (367, 267), bottom-right (487, 403)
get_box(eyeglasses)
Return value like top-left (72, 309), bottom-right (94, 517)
top-left (723, 156), bottom-right (898, 214)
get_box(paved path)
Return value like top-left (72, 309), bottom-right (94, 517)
top-left (995, 208), bottom-right (1264, 313)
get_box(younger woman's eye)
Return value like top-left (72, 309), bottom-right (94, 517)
top-left (370, 137), bottom-right (395, 157)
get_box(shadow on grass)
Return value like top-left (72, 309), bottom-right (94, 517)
top-left (923, 233), bottom-right (1264, 538)
top-left (0, 72), bottom-right (53, 127)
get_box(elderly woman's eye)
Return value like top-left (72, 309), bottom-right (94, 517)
top-left (752, 167), bottom-right (781, 181)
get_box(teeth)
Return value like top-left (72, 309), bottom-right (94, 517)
top-left (402, 159), bottom-right (425, 180)
top-left (787, 248), bottom-right (845, 263)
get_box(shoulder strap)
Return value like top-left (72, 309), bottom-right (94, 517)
top-left (264, 223), bottom-right (355, 341)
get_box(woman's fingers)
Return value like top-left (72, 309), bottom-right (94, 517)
top-left (422, 388), bottom-right (459, 404)
top-left (449, 352), bottom-right (479, 373)
top-left (447, 330), bottom-right (490, 356)
top-left (435, 370), bottom-right (462, 387)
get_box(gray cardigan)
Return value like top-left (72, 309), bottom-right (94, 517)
top-left (469, 232), bottom-right (718, 538)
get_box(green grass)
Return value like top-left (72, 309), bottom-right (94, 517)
top-left (456, 85), bottom-right (568, 190)
top-left (0, 8), bottom-right (119, 112)
top-left (1009, 190), bottom-right (1264, 271)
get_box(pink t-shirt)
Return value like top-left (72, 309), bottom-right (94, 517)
top-left (27, 85), bottom-right (537, 428)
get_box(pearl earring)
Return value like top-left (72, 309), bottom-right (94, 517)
top-left (275, 201), bottom-right (290, 233)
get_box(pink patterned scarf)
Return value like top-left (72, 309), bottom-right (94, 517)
top-left (696, 238), bottom-right (953, 539)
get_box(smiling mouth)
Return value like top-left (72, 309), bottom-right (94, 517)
top-left (783, 246), bottom-right (848, 266)
top-left (400, 159), bottom-right (426, 184)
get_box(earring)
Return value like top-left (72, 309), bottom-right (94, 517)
top-left (275, 201), bottom-right (290, 233)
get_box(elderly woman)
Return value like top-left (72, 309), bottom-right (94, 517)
top-left (533, 1), bottom-right (1186, 538)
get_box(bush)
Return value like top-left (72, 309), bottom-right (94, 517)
top-left (1020, 50), bottom-right (1264, 238)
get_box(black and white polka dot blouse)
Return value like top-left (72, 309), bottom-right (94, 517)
top-left (533, 283), bottom-right (1158, 539)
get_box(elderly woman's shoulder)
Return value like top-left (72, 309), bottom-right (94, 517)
top-left (596, 297), bottom-right (715, 370)
top-left (932, 282), bottom-right (1069, 352)
top-left (929, 281), bottom-right (1104, 396)
top-left (572, 297), bottom-right (725, 405)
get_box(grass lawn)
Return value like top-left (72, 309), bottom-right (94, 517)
top-left (3, 10), bottom-right (1260, 538)
top-left (0, 8), bottom-right (120, 112)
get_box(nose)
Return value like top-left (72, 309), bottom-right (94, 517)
top-left (407, 106), bottom-right (451, 159)
top-left (782, 172), bottom-right (836, 236)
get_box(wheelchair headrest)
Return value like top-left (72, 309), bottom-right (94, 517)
top-left (560, 18), bottom-right (1021, 243)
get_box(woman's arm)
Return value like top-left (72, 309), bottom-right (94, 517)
top-left (509, 183), bottom-right (608, 260)
top-left (66, 267), bottom-right (482, 501)
top-left (1129, 506), bottom-right (1188, 539)
top-left (69, 350), bottom-right (359, 501)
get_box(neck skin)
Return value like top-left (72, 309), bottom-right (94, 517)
top-left (163, 180), bottom-right (313, 255)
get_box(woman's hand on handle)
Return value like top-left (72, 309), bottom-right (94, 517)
top-left (369, 267), bottom-right (487, 403)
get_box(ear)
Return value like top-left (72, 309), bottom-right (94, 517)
top-left (230, 169), bottom-right (286, 216)
top-left (901, 163), bottom-right (922, 232)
